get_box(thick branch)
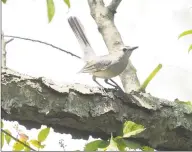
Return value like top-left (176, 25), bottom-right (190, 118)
top-left (1, 68), bottom-right (192, 150)
top-left (87, 0), bottom-right (140, 92)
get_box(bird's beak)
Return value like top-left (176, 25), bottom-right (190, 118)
top-left (130, 46), bottom-right (139, 51)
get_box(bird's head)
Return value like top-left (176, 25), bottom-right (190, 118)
top-left (121, 46), bottom-right (139, 54)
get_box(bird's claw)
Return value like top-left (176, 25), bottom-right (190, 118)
top-left (115, 86), bottom-right (124, 92)
top-left (99, 87), bottom-right (108, 95)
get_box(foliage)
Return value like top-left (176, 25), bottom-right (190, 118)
top-left (13, 142), bottom-right (25, 151)
top-left (178, 29), bottom-right (192, 53)
top-left (2, 0), bottom-right (71, 23)
top-left (84, 140), bottom-right (109, 151)
top-left (64, 0), bottom-right (70, 8)
top-left (29, 139), bottom-right (45, 149)
top-left (1, 121), bottom-right (3, 128)
top-left (142, 146), bottom-right (155, 151)
top-left (175, 99), bottom-right (192, 110)
top-left (38, 127), bottom-right (50, 142)
top-left (1, 0), bottom-right (7, 4)
top-left (1, 121), bottom-right (11, 149)
top-left (188, 44), bottom-right (192, 53)
top-left (47, 0), bottom-right (55, 23)
top-left (1, 121), bottom-right (50, 151)
top-left (178, 30), bottom-right (192, 39)
top-left (122, 121), bottom-right (145, 138)
top-left (46, 0), bottom-right (70, 23)
top-left (1, 131), bottom-right (4, 148)
top-left (84, 121), bottom-right (154, 151)
top-left (4, 129), bottom-right (12, 145)
top-left (28, 127), bottom-right (50, 150)
top-left (139, 64), bottom-right (162, 92)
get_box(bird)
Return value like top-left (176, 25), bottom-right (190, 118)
top-left (78, 46), bottom-right (138, 89)
top-left (68, 16), bottom-right (138, 90)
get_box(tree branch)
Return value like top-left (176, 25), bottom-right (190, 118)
top-left (1, 68), bottom-right (192, 150)
top-left (1, 32), bottom-right (6, 68)
top-left (1, 32), bottom-right (14, 69)
top-left (107, 0), bottom-right (122, 14)
top-left (87, 0), bottom-right (140, 93)
top-left (3, 35), bottom-right (81, 59)
top-left (5, 38), bottom-right (14, 45)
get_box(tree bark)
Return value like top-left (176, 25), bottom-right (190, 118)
top-left (2, 68), bottom-right (192, 150)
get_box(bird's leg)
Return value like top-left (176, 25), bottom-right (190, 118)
top-left (92, 76), bottom-right (108, 95)
top-left (104, 79), bottom-right (117, 88)
top-left (92, 76), bottom-right (107, 92)
top-left (109, 79), bottom-right (124, 92)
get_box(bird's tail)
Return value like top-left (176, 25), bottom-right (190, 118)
top-left (68, 16), bottom-right (96, 61)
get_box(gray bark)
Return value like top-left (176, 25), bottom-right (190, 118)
top-left (1, 32), bottom-right (14, 69)
top-left (1, 32), bottom-right (6, 69)
top-left (2, 68), bottom-right (192, 150)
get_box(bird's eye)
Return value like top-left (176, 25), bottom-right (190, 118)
top-left (123, 48), bottom-right (127, 52)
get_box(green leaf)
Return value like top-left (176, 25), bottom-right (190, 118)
top-left (139, 64), bottom-right (162, 92)
top-left (84, 140), bottom-right (109, 151)
top-left (24, 142), bottom-right (30, 151)
top-left (178, 30), bottom-right (192, 39)
top-left (114, 138), bottom-right (127, 151)
top-left (46, 0), bottom-right (55, 23)
top-left (5, 129), bottom-right (12, 145)
top-left (1, 121), bottom-right (3, 128)
top-left (30, 139), bottom-right (45, 149)
top-left (142, 146), bottom-right (154, 151)
top-left (1, 0), bottom-right (7, 4)
top-left (123, 121), bottom-right (145, 138)
top-left (63, 0), bottom-right (70, 8)
top-left (188, 44), bottom-right (192, 53)
top-left (124, 140), bottom-right (141, 150)
top-left (13, 142), bottom-right (24, 151)
top-left (106, 134), bottom-right (118, 150)
top-left (1, 132), bottom-right (4, 148)
top-left (175, 100), bottom-right (192, 109)
top-left (114, 136), bottom-right (123, 139)
top-left (38, 127), bottom-right (50, 142)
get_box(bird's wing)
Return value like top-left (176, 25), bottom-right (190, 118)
top-left (79, 56), bottom-right (118, 73)
top-left (68, 16), bottom-right (96, 61)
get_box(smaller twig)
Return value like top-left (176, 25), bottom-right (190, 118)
top-left (139, 64), bottom-right (162, 92)
top-left (3, 35), bottom-right (81, 59)
top-left (5, 38), bottom-right (14, 45)
top-left (107, 0), bottom-right (122, 14)
top-left (1, 128), bottom-right (36, 151)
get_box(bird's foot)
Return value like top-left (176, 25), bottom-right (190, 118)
top-left (98, 87), bottom-right (108, 95)
top-left (115, 86), bottom-right (124, 93)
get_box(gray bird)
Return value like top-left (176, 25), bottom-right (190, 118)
top-left (68, 16), bottom-right (138, 90)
